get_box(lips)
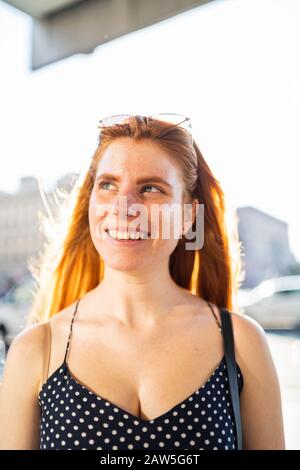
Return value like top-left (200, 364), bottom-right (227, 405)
top-left (104, 227), bottom-right (150, 233)
top-left (104, 227), bottom-right (151, 239)
top-left (104, 229), bottom-right (149, 246)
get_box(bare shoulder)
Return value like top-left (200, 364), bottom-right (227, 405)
top-left (228, 310), bottom-right (285, 449)
top-left (228, 309), bottom-right (273, 372)
top-left (1, 299), bottom-right (79, 388)
top-left (180, 293), bottom-right (269, 363)
top-left (3, 321), bottom-right (48, 380)
top-left (0, 322), bottom-right (47, 449)
top-left (48, 299), bottom-right (79, 330)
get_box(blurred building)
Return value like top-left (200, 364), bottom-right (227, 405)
top-left (2, 0), bottom-right (215, 70)
top-left (237, 206), bottom-right (296, 288)
top-left (0, 173), bottom-right (78, 282)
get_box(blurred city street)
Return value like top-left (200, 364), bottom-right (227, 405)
top-left (265, 329), bottom-right (300, 450)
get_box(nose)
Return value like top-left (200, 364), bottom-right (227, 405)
top-left (111, 193), bottom-right (140, 217)
top-left (107, 188), bottom-right (150, 234)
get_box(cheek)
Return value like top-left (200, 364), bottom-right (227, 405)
top-left (89, 190), bottom-right (108, 224)
top-left (152, 200), bottom-right (183, 240)
top-left (88, 192), bottom-right (106, 245)
top-left (88, 193), bottom-right (97, 228)
top-left (88, 201), bottom-right (97, 247)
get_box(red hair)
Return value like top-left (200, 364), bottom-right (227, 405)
top-left (28, 116), bottom-right (244, 323)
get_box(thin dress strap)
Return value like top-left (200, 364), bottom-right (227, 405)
top-left (63, 298), bottom-right (81, 373)
top-left (206, 300), bottom-right (222, 332)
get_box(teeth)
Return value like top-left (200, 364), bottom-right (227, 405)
top-left (121, 231), bottom-right (129, 239)
top-left (109, 230), bottom-right (117, 238)
top-left (129, 233), bottom-right (137, 240)
top-left (107, 229), bottom-right (148, 240)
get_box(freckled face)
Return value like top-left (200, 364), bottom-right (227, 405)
top-left (88, 137), bottom-right (186, 272)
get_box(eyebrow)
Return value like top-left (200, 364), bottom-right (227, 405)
top-left (95, 173), bottom-right (173, 189)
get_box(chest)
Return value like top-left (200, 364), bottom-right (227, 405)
top-left (60, 316), bottom-right (224, 421)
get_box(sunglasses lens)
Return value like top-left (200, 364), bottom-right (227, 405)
top-left (150, 113), bottom-right (192, 134)
top-left (98, 114), bottom-right (132, 127)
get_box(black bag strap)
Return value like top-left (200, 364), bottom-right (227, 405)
top-left (220, 307), bottom-right (243, 450)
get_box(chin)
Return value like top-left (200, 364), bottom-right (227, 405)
top-left (104, 257), bottom-right (149, 272)
top-left (98, 247), bottom-right (149, 270)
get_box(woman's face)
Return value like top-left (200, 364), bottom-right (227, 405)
top-left (88, 137), bottom-right (195, 272)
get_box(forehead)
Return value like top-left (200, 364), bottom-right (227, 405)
top-left (95, 138), bottom-right (182, 180)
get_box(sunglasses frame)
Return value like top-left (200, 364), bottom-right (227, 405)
top-left (97, 113), bottom-right (193, 143)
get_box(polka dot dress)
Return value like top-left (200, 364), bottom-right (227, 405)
top-left (38, 300), bottom-right (244, 450)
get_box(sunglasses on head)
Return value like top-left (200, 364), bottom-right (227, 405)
top-left (97, 113), bottom-right (193, 143)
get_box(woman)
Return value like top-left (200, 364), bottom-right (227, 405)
top-left (0, 114), bottom-right (285, 450)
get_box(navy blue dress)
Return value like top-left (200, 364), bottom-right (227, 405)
top-left (38, 299), bottom-right (243, 450)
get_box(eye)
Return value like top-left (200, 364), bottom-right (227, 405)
top-left (97, 181), bottom-right (164, 194)
top-left (142, 185), bottom-right (164, 194)
top-left (97, 181), bottom-right (115, 191)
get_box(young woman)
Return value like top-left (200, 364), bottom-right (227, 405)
top-left (0, 114), bottom-right (285, 450)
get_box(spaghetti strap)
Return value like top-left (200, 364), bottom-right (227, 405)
top-left (206, 300), bottom-right (222, 332)
top-left (63, 298), bottom-right (81, 373)
top-left (44, 321), bottom-right (52, 383)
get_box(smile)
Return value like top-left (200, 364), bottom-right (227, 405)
top-left (103, 228), bottom-right (150, 246)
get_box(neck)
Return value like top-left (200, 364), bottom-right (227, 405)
top-left (92, 260), bottom-right (187, 328)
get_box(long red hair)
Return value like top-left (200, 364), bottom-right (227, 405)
top-left (28, 116), bottom-right (244, 323)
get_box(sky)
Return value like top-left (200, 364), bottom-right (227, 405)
top-left (0, 0), bottom-right (299, 260)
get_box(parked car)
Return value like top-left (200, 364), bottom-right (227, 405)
top-left (0, 275), bottom-right (36, 353)
top-left (239, 275), bottom-right (300, 329)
